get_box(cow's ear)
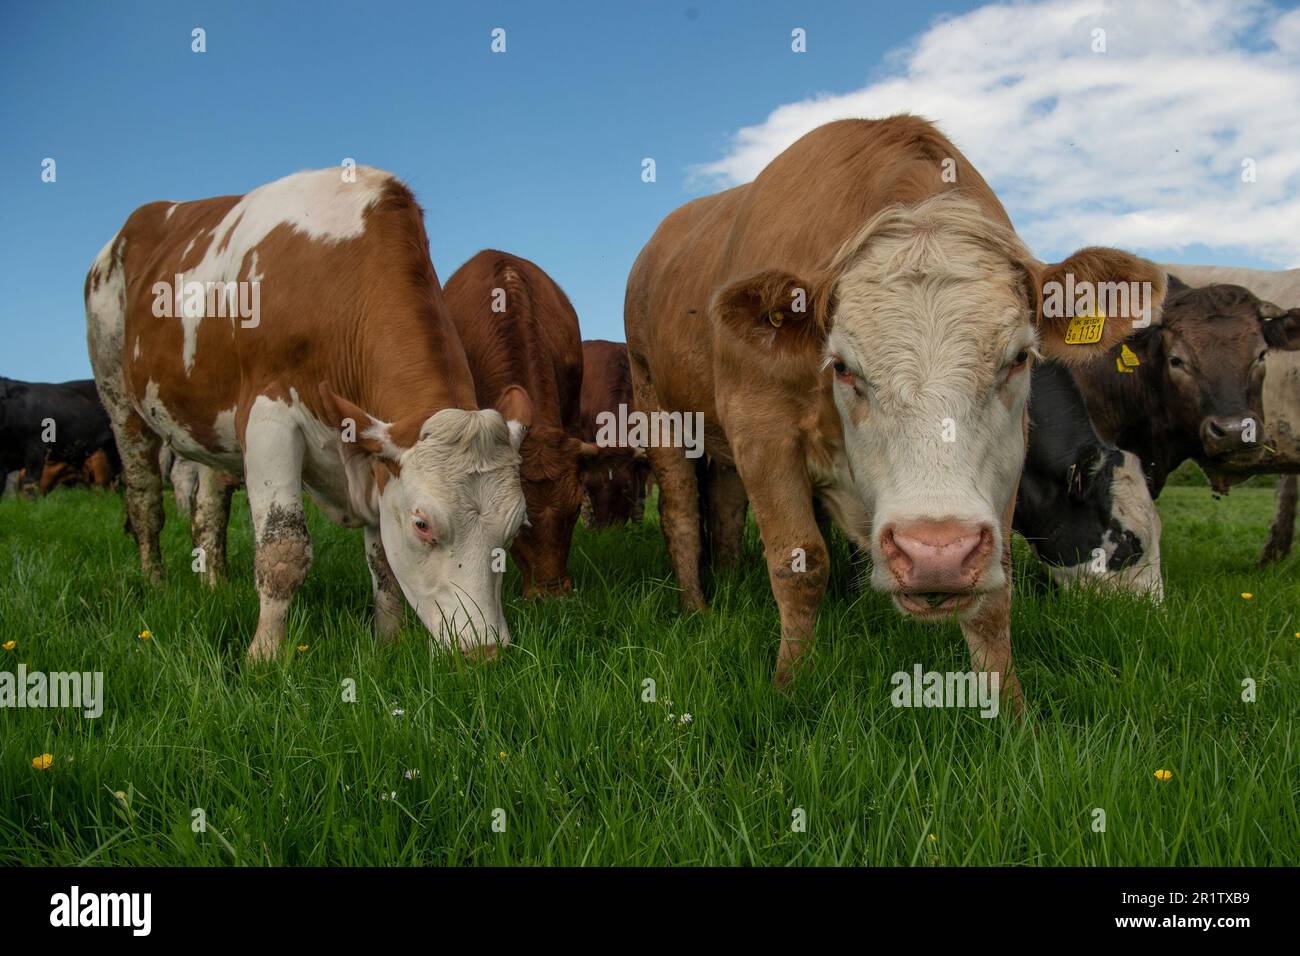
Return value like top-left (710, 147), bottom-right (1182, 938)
top-left (318, 384), bottom-right (405, 462)
top-left (571, 436), bottom-right (634, 471)
top-left (496, 385), bottom-right (533, 451)
top-left (710, 269), bottom-right (832, 360)
top-left (1032, 248), bottom-right (1168, 364)
top-left (1263, 309), bottom-right (1300, 351)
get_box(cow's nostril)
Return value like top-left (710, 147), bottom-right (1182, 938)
top-left (1207, 420), bottom-right (1227, 439)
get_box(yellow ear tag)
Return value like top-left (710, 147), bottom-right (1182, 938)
top-left (1064, 308), bottom-right (1106, 345)
top-left (767, 310), bottom-right (784, 328)
top-left (1120, 343), bottom-right (1140, 367)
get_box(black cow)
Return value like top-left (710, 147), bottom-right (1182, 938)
top-left (0, 376), bottom-right (118, 493)
top-left (1014, 362), bottom-right (1163, 598)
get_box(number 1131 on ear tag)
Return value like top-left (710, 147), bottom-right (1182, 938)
top-left (1064, 308), bottom-right (1106, 345)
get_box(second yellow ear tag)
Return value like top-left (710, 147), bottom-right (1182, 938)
top-left (1064, 308), bottom-right (1106, 345)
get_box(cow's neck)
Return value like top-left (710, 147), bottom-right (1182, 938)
top-left (1076, 342), bottom-right (1194, 498)
top-left (353, 303), bottom-right (479, 425)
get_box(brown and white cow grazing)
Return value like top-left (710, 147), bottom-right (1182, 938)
top-left (579, 340), bottom-right (650, 528)
top-left (443, 250), bottom-right (605, 598)
top-left (625, 116), bottom-right (1165, 703)
top-left (85, 167), bottom-right (531, 661)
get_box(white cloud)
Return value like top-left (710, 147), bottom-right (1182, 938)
top-left (692, 0), bottom-right (1300, 266)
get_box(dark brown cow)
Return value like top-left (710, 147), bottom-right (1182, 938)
top-left (626, 116), bottom-right (1164, 702)
top-left (1071, 277), bottom-right (1299, 498)
top-left (85, 167), bottom-right (531, 661)
top-left (1156, 265), bottom-right (1300, 563)
top-left (443, 250), bottom-right (605, 598)
top-left (579, 340), bottom-right (650, 528)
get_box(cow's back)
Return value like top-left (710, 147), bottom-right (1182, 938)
top-left (579, 340), bottom-right (633, 442)
top-left (1162, 265), bottom-right (1300, 307)
top-left (444, 250), bottom-right (583, 433)
top-left (89, 167), bottom-right (474, 466)
top-left (626, 116), bottom-right (1009, 455)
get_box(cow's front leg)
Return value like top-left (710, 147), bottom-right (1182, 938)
top-left (243, 401), bottom-right (312, 663)
top-left (364, 524), bottom-right (405, 641)
top-left (959, 518), bottom-right (1023, 716)
top-left (631, 370), bottom-right (706, 611)
top-left (736, 442), bottom-right (827, 686)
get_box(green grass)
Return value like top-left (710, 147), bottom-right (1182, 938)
top-left (0, 482), bottom-right (1296, 866)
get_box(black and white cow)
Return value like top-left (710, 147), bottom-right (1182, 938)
top-left (1014, 362), bottom-right (1163, 599)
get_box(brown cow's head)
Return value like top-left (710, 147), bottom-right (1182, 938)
top-left (581, 446), bottom-right (650, 528)
top-left (712, 193), bottom-right (1165, 623)
top-left (1148, 278), bottom-right (1294, 466)
top-left (514, 425), bottom-right (629, 597)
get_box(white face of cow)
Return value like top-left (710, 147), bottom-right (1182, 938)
top-left (376, 409), bottom-right (528, 651)
top-left (711, 195), bottom-right (1166, 625)
top-left (825, 250), bottom-right (1035, 620)
top-left (806, 195), bottom-right (1164, 623)
top-left (325, 386), bottom-right (531, 654)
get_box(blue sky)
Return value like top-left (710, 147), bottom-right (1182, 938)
top-left (3, 0), bottom-right (1298, 382)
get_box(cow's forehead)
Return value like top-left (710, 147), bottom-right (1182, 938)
top-left (398, 410), bottom-right (521, 509)
top-left (830, 269), bottom-right (1031, 401)
top-left (1166, 307), bottom-right (1264, 351)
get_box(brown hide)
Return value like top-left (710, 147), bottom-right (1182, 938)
top-left (579, 340), bottom-right (649, 527)
top-left (443, 250), bottom-right (585, 597)
top-left (105, 178), bottom-right (478, 460)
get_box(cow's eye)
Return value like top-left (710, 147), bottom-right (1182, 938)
top-left (1008, 349), bottom-right (1029, 373)
top-left (411, 514), bottom-right (436, 544)
top-left (1169, 355), bottom-right (1185, 370)
top-left (831, 359), bottom-right (855, 385)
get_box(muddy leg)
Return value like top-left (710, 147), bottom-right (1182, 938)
top-left (365, 525), bottom-right (405, 641)
top-left (243, 406), bottom-right (311, 662)
top-left (1260, 475), bottom-right (1296, 565)
top-left (191, 464), bottom-right (235, 587)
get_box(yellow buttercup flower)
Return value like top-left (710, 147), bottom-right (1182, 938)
top-left (1240, 593), bottom-right (1253, 600)
top-left (138, 630), bottom-right (151, 640)
top-left (2, 640), bottom-right (15, 651)
top-left (32, 754), bottom-right (54, 770)
top-left (498, 751), bottom-right (507, 760)
top-left (296, 644), bottom-right (309, 653)
top-left (1154, 769), bottom-right (1173, 781)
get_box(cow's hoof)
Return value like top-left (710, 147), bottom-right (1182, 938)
top-left (245, 640), bottom-right (280, 664)
top-left (679, 592), bottom-right (708, 614)
top-left (459, 643), bottom-right (502, 666)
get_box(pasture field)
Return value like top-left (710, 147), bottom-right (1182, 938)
top-left (0, 480), bottom-right (1295, 866)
